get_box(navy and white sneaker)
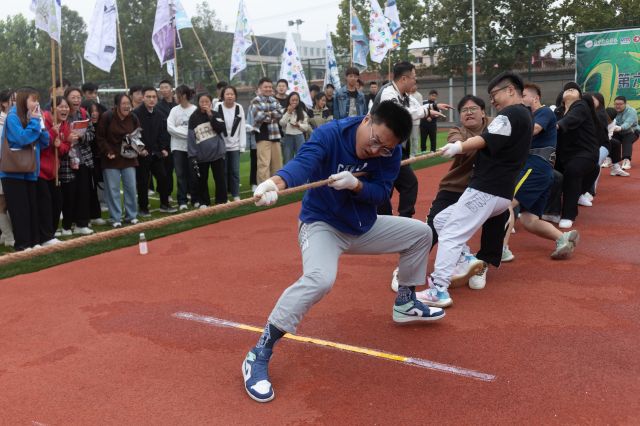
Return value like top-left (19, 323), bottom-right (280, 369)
top-left (393, 290), bottom-right (445, 323)
top-left (242, 348), bottom-right (274, 402)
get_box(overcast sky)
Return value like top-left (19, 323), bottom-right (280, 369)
top-left (1, 0), bottom-right (341, 41)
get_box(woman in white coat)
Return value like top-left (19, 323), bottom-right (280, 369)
top-left (217, 86), bottom-right (246, 201)
top-left (167, 85), bottom-right (197, 210)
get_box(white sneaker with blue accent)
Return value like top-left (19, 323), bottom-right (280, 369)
top-left (416, 287), bottom-right (453, 308)
top-left (451, 254), bottom-right (485, 287)
top-left (393, 289), bottom-right (445, 323)
top-left (242, 348), bottom-right (274, 403)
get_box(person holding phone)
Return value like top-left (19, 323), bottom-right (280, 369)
top-left (0, 87), bottom-right (50, 251)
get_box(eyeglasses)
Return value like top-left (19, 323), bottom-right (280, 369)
top-left (489, 85), bottom-right (510, 101)
top-left (460, 106), bottom-right (481, 114)
top-left (369, 122), bottom-right (394, 157)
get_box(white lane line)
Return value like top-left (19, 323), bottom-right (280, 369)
top-left (173, 311), bottom-right (496, 382)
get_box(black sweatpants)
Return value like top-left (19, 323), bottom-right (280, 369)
top-left (377, 164), bottom-right (418, 218)
top-left (610, 131), bottom-right (638, 162)
top-left (426, 189), bottom-right (507, 267)
top-left (544, 169), bottom-right (564, 216)
top-left (136, 155), bottom-right (169, 211)
top-left (250, 148), bottom-right (258, 186)
top-left (420, 122), bottom-right (438, 152)
top-left (36, 178), bottom-right (62, 243)
top-left (556, 157), bottom-right (597, 221)
top-left (1, 178), bottom-right (38, 250)
top-left (61, 165), bottom-right (92, 229)
top-left (197, 158), bottom-right (227, 206)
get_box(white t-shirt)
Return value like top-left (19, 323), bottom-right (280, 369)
top-left (167, 104), bottom-right (196, 152)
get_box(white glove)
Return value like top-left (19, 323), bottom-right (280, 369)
top-left (441, 141), bottom-right (463, 158)
top-left (328, 171), bottom-right (359, 191)
top-left (254, 179), bottom-right (278, 206)
top-left (613, 125), bottom-right (622, 133)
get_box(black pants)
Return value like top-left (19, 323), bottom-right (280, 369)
top-left (136, 155), bottom-right (170, 211)
top-left (377, 164), bottom-right (418, 218)
top-left (426, 189), bottom-right (507, 267)
top-left (556, 157), bottom-right (597, 221)
top-left (250, 148), bottom-right (257, 186)
top-left (1, 178), bottom-right (38, 250)
top-left (198, 158), bottom-right (227, 206)
top-left (610, 131), bottom-right (637, 162)
top-left (36, 178), bottom-right (62, 243)
top-left (61, 165), bottom-right (92, 229)
top-left (89, 161), bottom-right (102, 220)
top-left (544, 169), bottom-right (564, 216)
top-left (420, 123), bottom-right (437, 152)
top-left (164, 154), bottom-right (174, 194)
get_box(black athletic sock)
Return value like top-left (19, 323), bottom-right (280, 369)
top-left (255, 323), bottom-right (285, 351)
top-left (396, 285), bottom-right (414, 304)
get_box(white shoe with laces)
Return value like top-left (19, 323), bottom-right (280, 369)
top-left (611, 164), bottom-right (630, 177)
top-left (601, 157), bottom-right (612, 168)
top-left (622, 159), bottom-right (631, 170)
top-left (468, 262), bottom-right (488, 290)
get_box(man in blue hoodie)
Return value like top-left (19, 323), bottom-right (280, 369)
top-left (242, 101), bottom-right (445, 403)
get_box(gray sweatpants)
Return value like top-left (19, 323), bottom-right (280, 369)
top-left (268, 215), bottom-right (432, 334)
top-left (431, 187), bottom-right (511, 289)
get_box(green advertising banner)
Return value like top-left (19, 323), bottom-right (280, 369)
top-left (576, 28), bottom-right (640, 110)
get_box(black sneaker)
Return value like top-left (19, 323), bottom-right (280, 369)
top-left (159, 205), bottom-right (177, 213)
top-left (139, 210), bottom-right (152, 218)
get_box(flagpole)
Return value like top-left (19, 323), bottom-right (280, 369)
top-left (252, 34), bottom-right (266, 76)
top-left (50, 39), bottom-right (59, 187)
top-left (116, 15), bottom-right (128, 89)
top-left (191, 26), bottom-right (220, 82)
top-left (57, 41), bottom-right (63, 91)
top-left (173, 23), bottom-right (179, 86)
top-left (349, 0), bottom-right (353, 67)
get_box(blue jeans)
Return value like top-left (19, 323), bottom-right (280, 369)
top-left (173, 150), bottom-right (197, 206)
top-left (225, 150), bottom-right (241, 198)
top-left (103, 167), bottom-right (137, 223)
top-left (281, 133), bottom-right (305, 164)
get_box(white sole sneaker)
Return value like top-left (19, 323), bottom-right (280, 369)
top-left (450, 259), bottom-right (485, 288)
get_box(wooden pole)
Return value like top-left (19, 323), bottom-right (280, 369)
top-left (116, 16), bottom-right (128, 89)
top-left (50, 39), bottom-right (59, 186)
top-left (173, 24), bottom-right (179, 86)
top-left (57, 41), bottom-right (63, 91)
top-left (252, 34), bottom-right (266, 76)
top-left (191, 26), bottom-right (220, 82)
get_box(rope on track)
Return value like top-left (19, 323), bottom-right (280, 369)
top-left (0, 149), bottom-right (444, 267)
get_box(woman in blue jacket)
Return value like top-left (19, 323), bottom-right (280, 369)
top-left (0, 87), bottom-right (50, 251)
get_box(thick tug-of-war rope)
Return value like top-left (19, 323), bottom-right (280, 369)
top-left (0, 149), bottom-right (444, 267)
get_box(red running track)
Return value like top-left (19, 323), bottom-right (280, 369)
top-left (1, 159), bottom-right (639, 424)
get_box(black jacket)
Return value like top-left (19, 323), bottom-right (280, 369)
top-left (556, 100), bottom-right (599, 164)
top-left (132, 105), bottom-right (170, 156)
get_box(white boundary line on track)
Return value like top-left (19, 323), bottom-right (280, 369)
top-left (173, 311), bottom-right (496, 382)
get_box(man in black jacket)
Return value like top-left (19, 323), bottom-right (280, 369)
top-left (133, 86), bottom-right (176, 215)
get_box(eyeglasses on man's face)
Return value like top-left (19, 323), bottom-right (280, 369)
top-left (369, 122), bottom-right (394, 157)
top-left (489, 85), bottom-right (511, 101)
top-left (460, 106), bottom-right (481, 114)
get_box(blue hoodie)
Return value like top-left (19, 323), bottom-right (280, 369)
top-left (276, 116), bottom-right (401, 235)
top-left (0, 106), bottom-right (50, 182)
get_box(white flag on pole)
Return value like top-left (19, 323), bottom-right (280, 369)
top-left (152, 0), bottom-right (179, 66)
top-left (324, 30), bottom-right (341, 91)
top-left (384, 0), bottom-right (402, 50)
top-left (230, 0), bottom-right (253, 81)
top-left (84, 0), bottom-right (118, 73)
top-left (174, 0), bottom-right (192, 30)
top-left (31, 0), bottom-right (62, 43)
top-left (369, 0), bottom-right (392, 63)
top-left (279, 32), bottom-right (312, 108)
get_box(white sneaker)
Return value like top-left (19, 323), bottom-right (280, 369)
top-left (584, 192), bottom-right (594, 202)
top-left (199, 204), bottom-right (208, 209)
top-left (54, 230), bottom-right (62, 237)
top-left (42, 238), bottom-right (62, 247)
top-left (611, 164), bottom-right (630, 176)
top-left (558, 219), bottom-right (573, 229)
top-left (542, 214), bottom-right (561, 223)
top-left (91, 218), bottom-right (107, 226)
top-left (622, 159), bottom-right (631, 170)
top-left (390, 267), bottom-right (399, 292)
top-left (502, 246), bottom-right (515, 262)
top-left (468, 262), bottom-right (488, 290)
top-left (233, 196), bottom-right (241, 201)
top-left (193, 202), bottom-right (200, 209)
top-left (60, 229), bottom-right (73, 236)
top-left (179, 204), bottom-right (188, 211)
top-left (578, 194), bottom-right (592, 207)
top-left (74, 226), bottom-right (94, 235)
top-left (451, 254), bottom-right (485, 288)
top-left (601, 157), bottom-right (612, 168)
top-left (112, 222), bottom-right (122, 228)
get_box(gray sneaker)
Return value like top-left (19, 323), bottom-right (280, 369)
top-left (501, 246), bottom-right (515, 262)
top-left (551, 230), bottom-right (580, 260)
